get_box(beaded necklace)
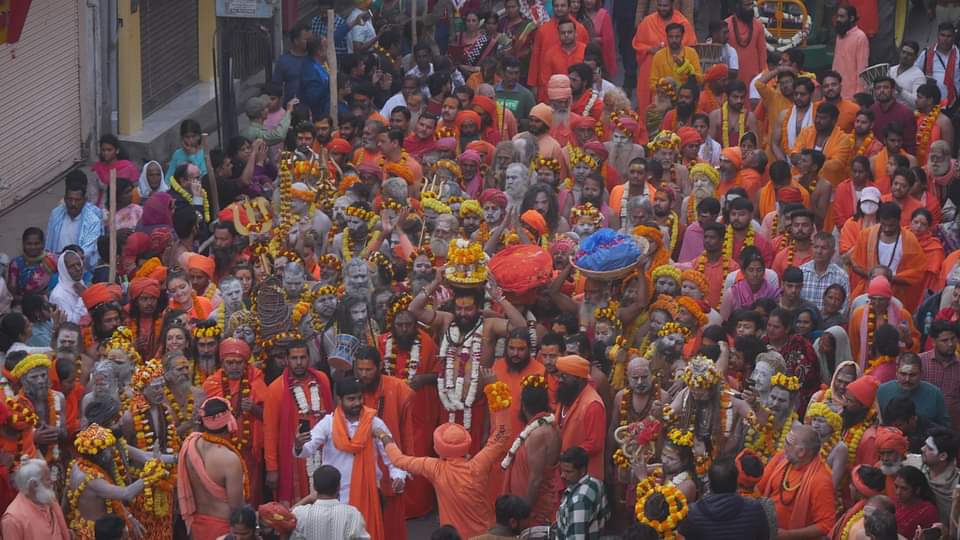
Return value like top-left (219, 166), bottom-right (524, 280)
top-left (843, 409), bottom-right (876, 465)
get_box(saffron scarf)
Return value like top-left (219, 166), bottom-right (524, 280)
top-left (332, 406), bottom-right (384, 540)
top-left (924, 47), bottom-right (957, 104)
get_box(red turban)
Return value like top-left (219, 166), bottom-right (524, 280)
top-left (867, 276), bottom-right (893, 298)
top-left (572, 114), bottom-right (597, 130)
top-left (490, 245), bottom-right (554, 295)
top-left (217, 202), bottom-right (252, 229)
top-left (149, 229), bottom-right (172, 254)
top-left (583, 140), bottom-right (608, 160)
top-left (327, 137), bottom-right (353, 154)
top-left (678, 126), bottom-right (703, 148)
top-left (705, 64), bottom-right (729, 82)
top-left (876, 426), bottom-right (908, 455)
top-left (556, 355), bottom-right (590, 378)
top-left (471, 95), bottom-right (497, 120)
top-left (777, 187), bottom-right (803, 204)
top-left (721, 147), bottom-right (743, 168)
top-left (219, 337), bottom-right (251, 360)
top-left (123, 232), bottom-right (151, 258)
top-left (846, 375), bottom-right (879, 408)
top-left (258, 502), bottom-right (297, 533)
top-left (616, 116), bottom-right (639, 135)
top-left (456, 110), bottom-right (482, 128)
top-left (82, 283), bottom-right (122, 310)
top-left (479, 188), bottom-right (508, 209)
top-left (521, 210), bottom-right (547, 235)
top-left (186, 254), bottom-right (215, 279)
top-left (129, 277), bottom-right (161, 300)
top-left (434, 422), bottom-right (472, 459)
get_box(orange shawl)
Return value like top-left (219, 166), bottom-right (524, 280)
top-left (332, 406), bottom-right (384, 540)
top-left (791, 125), bottom-right (853, 186)
top-left (759, 452), bottom-right (833, 531)
top-left (850, 224), bottom-right (927, 311)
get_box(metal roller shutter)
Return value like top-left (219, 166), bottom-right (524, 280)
top-left (140, 0), bottom-right (199, 116)
top-left (0, 0), bottom-right (82, 208)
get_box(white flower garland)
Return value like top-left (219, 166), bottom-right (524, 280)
top-left (293, 382), bottom-right (324, 479)
top-left (437, 320), bottom-right (483, 430)
top-left (758, 8), bottom-right (810, 52)
top-left (501, 414), bottom-right (555, 470)
top-left (383, 336), bottom-right (420, 384)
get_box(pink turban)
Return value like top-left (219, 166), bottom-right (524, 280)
top-left (867, 276), bottom-right (893, 298)
top-left (458, 149), bottom-right (482, 164)
top-left (616, 116), bottom-right (639, 135)
top-left (583, 140), bottom-right (608, 160)
top-left (436, 137), bottom-right (458, 152)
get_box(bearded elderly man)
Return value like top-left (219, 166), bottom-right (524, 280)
top-left (757, 424), bottom-right (836, 538)
top-left (545, 75), bottom-right (575, 147)
top-left (554, 355), bottom-right (605, 481)
top-left (201, 338), bottom-right (268, 505)
top-left (1, 459), bottom-right (69, 540)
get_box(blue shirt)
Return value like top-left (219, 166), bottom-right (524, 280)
top-left (165, 148), bottom-right (207, 179)
top-left (877, 380), bottom-right (951, 428)
top-left (273, 51), bottom-right (308, 103)
top-left (300, 59), bottom-right (330, 120)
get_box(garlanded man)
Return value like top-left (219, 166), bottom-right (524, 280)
top-left (201, 338), bottom-right (268, 504)
top-left (12, 354), bottom-right (65, 494)
top-left (193, 320), bottom-right (222, 385)
top-left (554, 355), bottom-right (606, 480)
top-left (161, 351), bottom-right (206, 438)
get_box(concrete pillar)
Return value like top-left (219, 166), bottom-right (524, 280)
top-left (117, 1), bottom-right (142, 135)
top-left (198, 0), bottom-right (215, 82)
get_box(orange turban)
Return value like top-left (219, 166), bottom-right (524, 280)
top-left (471, 95), bottom-right (497, 120)
top-left (433, 422), bottom-right (472, 459)
top-left (705, 64), bottom-right (729, 82)
top-left (129, 277), bottom-right (161, 300)
top-left (678, 126), bottom-right (703, 148)
top-left (556, 355), bottom-right (590, 379)
top-left (846, 375), bottom-right (879, 407)
top-left (867, 276), bottom-right (893, 298)
top-left (257, 502), bottom-right (297, 533)
top-left (521, 210), bottom-right (547, 235)
top-left (456, 110), bottom-right (482, 128)
top-left (82, 283), bottom-right (122, 310)
top-left (721, 147), bottom-right (743, 168)
top-left (327, 137), bottom-right (352, 154)
top-left (465, 140), bottom-right (495, 165)
top-left (876, 426), bottom-right (908, 455)
top-left (219, 337), bottom-right (251, 360)
top-left (529, 103), bottom-right (553, 127)
top-left (187, 254), bottom-right (216, 279)
top-left (735, 449), bottom-right (764, 488)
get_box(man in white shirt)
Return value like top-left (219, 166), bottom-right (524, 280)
top-left (708, 20), bottom-right (739, 78)
top-left (292, 465), bottom-right (370, 540)
top-left (914, 22), bottom-right (960, 107)
top-left (693, 113), bottom-right (721, 167)
top-left (890, 41), bottom-right (927, 108)
top-left (347, 7), bottom-right (376, 54)
top-left (295, 378), bottom-right (406, 539)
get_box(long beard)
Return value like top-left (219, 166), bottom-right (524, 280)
top-left (554, 111), bottom-right (570, 128)
top-left (212, 244), bottom-right (237, 270)
top-left (556, 379), bottom-right (582, 406)
top-left (506, 355), bottom-right (531, 373)
top-left (931, 159), bottom-right (951, 177)
top-left (693, 185), bottom-right (715, 200)
top-left (430, 237), bottom-right (449, 258)
top-left (394, 333), bottom-right (416, 350)
top-left (880, 462), bottom-right (902, 475)
top-left (610, 143), bottom-right (636, 172)
top-left (677, 102), bottom-right (695, 119)
top-left (835, 21), bottom-right (853, 36)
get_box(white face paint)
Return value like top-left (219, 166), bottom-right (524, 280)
top-left (810, 416), bottom-right (833, 440)
top-left (654, 276), bottom-right (679, 296)
top-left (283, 264), bottom-right (306, 295)
top-left (751, 361), bottom-right (775, 396)
top-left (612, 130), bottom-right (632, 146)
top-left (313, 294), bottom-right (338, 318)
top-left (220, 280), bottom-right (244, 311)
top-left (346, 265), bottom-right (371, 292)
top-left (483, 203), bottom-right (503, 224)
top-left (234, 325), bottom-right (256, 345)
top-left (594, 321), bottom-right (615, 346)
top-left (692, 177), bottom-right (715, 198)
top-left (350, 302), bottom-right (368, 324)
top-left (346, 215), bottom-right (367, 234)
top-left (681, 281), bottom-right (702, 299)
top-left (504, 166), bottom-right (528, 198)
top-left (573, 220), bottom-right (597, 238)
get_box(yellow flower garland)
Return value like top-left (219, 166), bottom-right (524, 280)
top-left (484, 381), bottom-right (512, 412)
top-left (721, 102), bottom-right (746, 148)
top-left (635, 480), bottom-right (688, 539)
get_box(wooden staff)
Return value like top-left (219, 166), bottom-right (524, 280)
top-left (327, 9), bottom-right (339, 128)
top-left (108, 169), bottom-right (117, 284)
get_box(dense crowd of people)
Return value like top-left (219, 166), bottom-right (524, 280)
top-left (1, 0), bottom-right (960, 538)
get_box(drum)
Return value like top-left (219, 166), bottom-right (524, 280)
top-left (859, 63), bottom-right (892, 87)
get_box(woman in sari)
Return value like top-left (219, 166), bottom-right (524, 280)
top-left (910, 207), bottom-right (945, 294)
top-left (582, 0), bottom-right (616, 78)
top-left (7, 227), bottom-right (56, 303)
top-left (893, 466), bottom-right (940, 539)
top-left (452, 11), bottom-right (490, 79)
top-left (498, 0), bottom-right (537, 71)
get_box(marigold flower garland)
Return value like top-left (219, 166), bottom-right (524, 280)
top-left (721, 103), bottom-right (746, 148)
top-left (484, 381), bottom-right (512, 412)
top-left (635, 476), bottom-right (688, 539)
top-left (844, 408), bottom-right (876, 465)
top-left (916, 105), bottom-right (941, 165)
top-left (722, 223), bottom-right (754, 262)
top-left (221, 372), bottom-right (253, 450)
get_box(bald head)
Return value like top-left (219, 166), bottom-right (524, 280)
top-left (794, 424), bottom-right (820, 449)
top-left (785, 424), bottom-right (821, 466)
top-left (627, 356), bottom-right (653, 393)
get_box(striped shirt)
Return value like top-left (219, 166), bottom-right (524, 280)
top-left (291, 499), bottom-right (370, 540)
